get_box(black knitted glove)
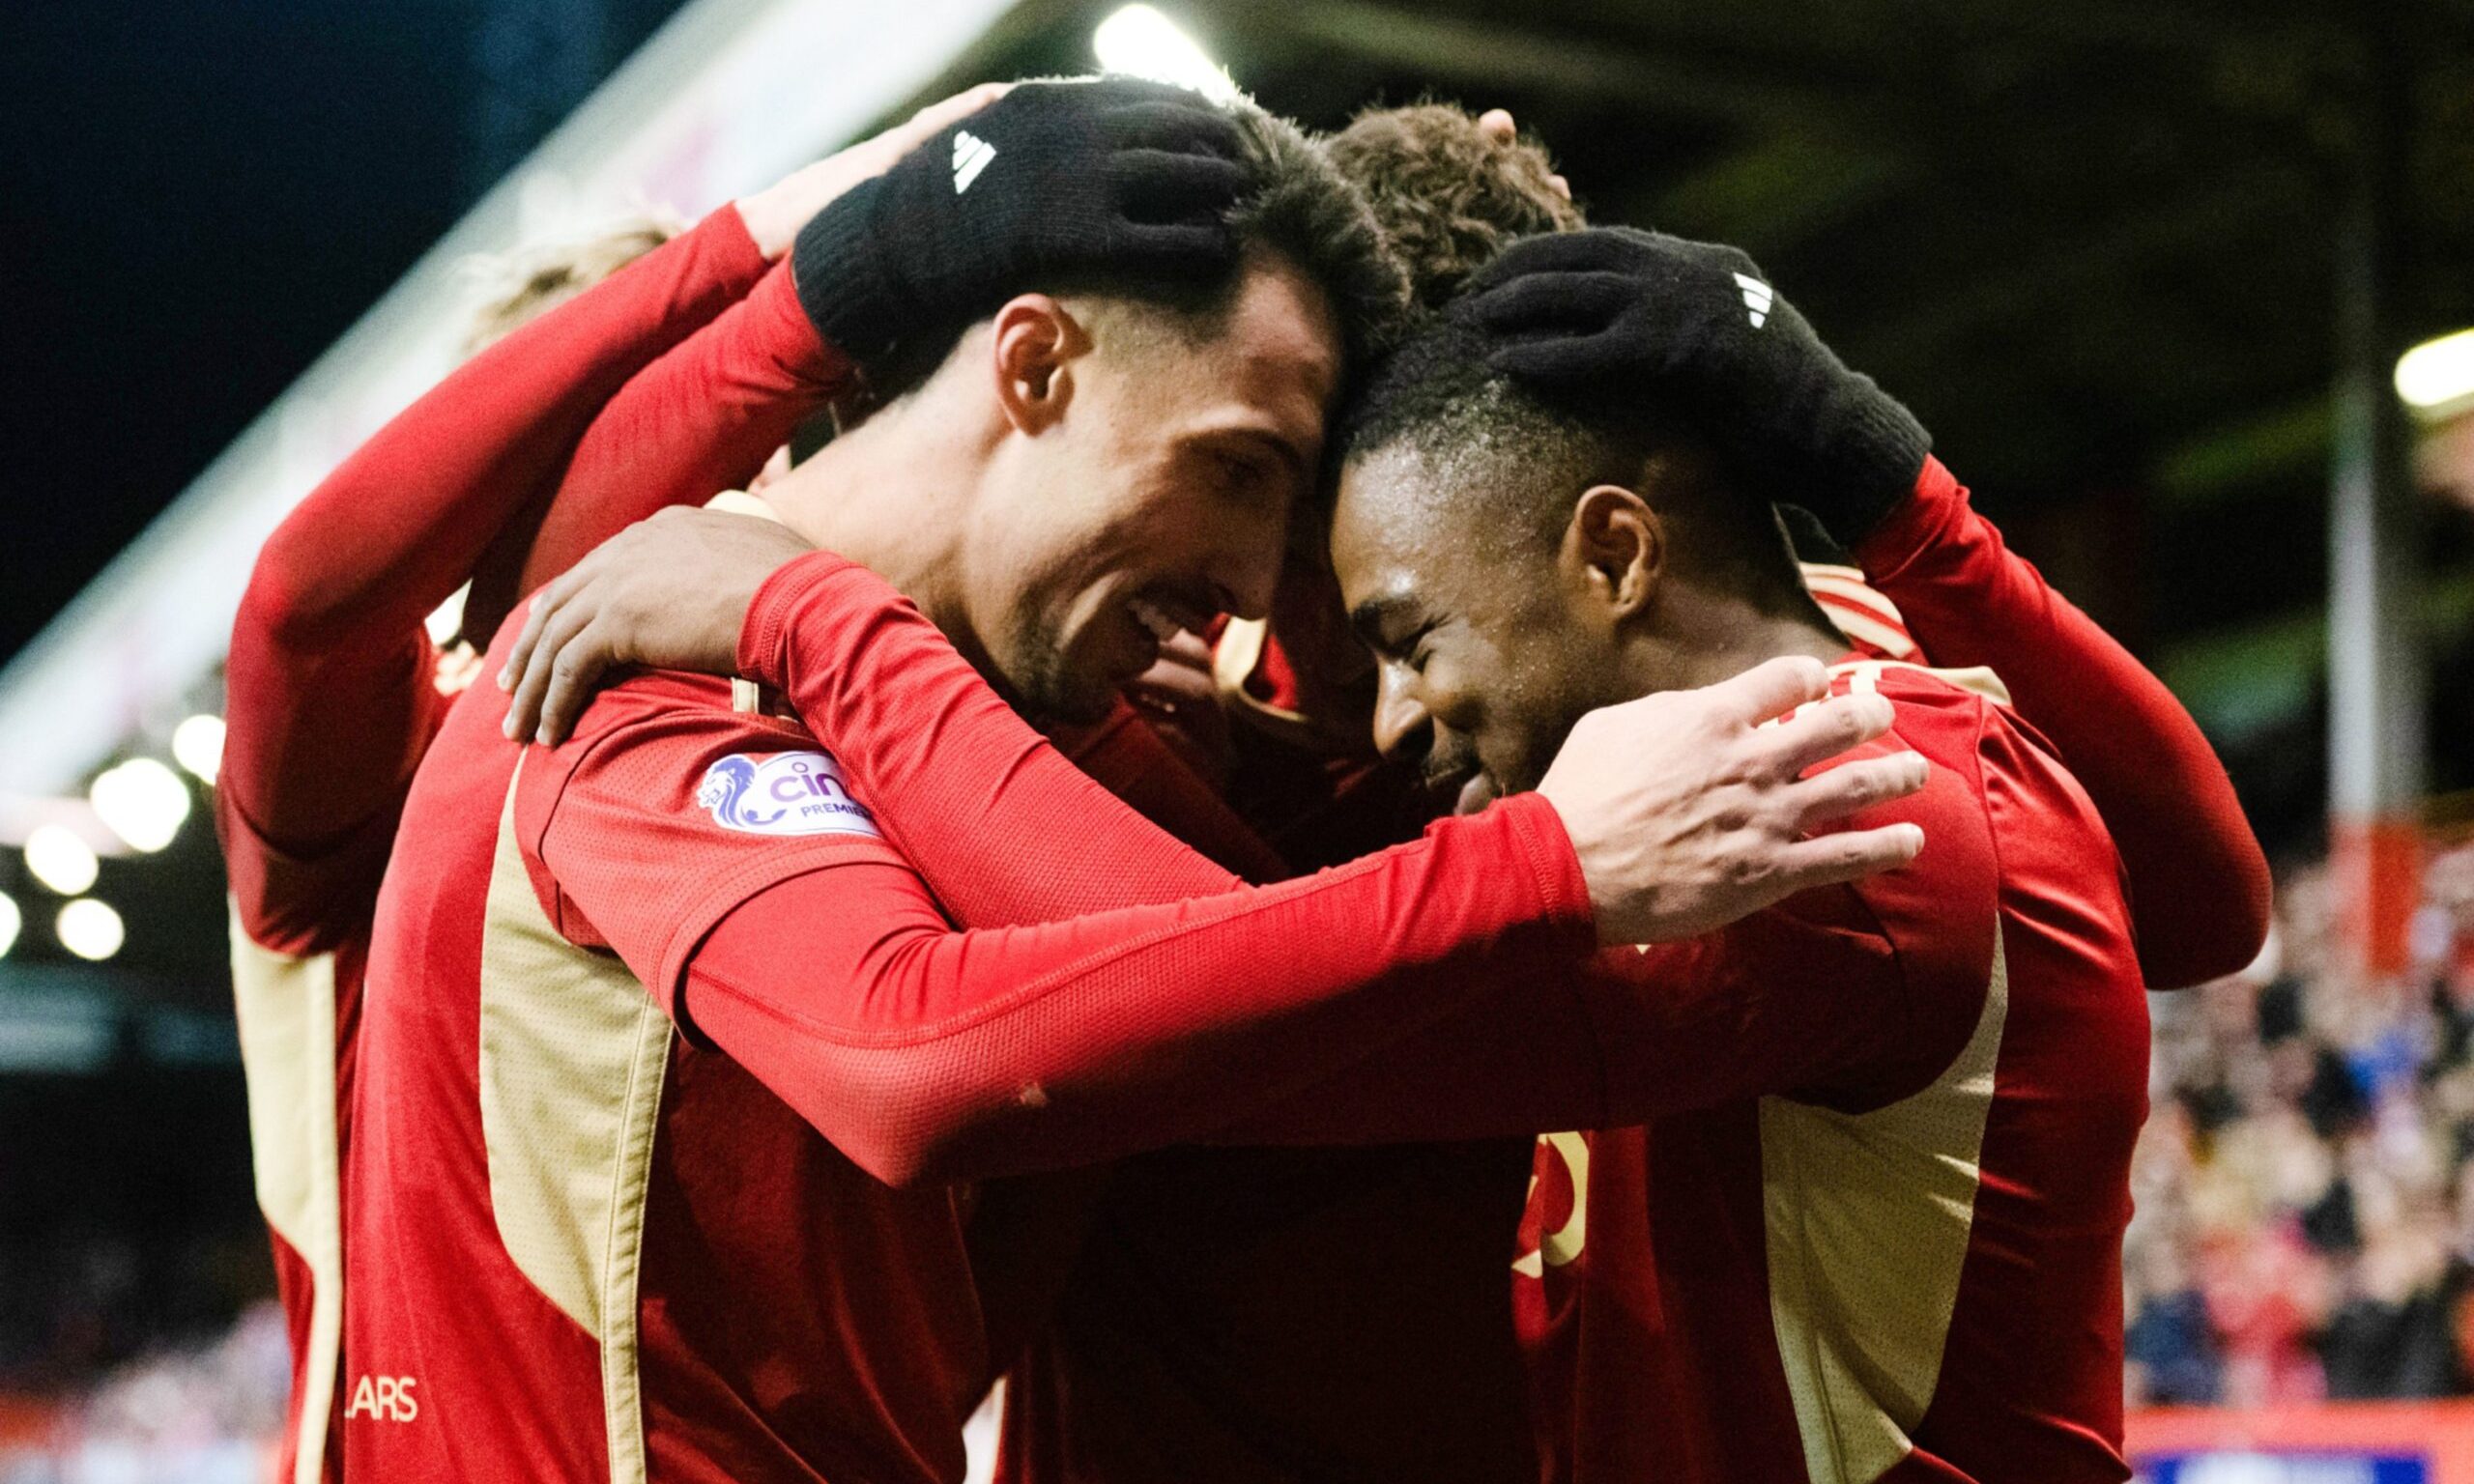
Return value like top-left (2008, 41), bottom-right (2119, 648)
top-left (1451, 226), bottom-right (1929, 542)
top-left (794, 77), bottom-right (1249, 377)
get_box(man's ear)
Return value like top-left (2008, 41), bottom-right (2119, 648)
top-left (1562, 484), bottom-right (1664, 620)
top-left (990, 295), bottom-right (1089, 435)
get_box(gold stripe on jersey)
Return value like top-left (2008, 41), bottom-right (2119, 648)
top-left (1797, 567), bottom-right (1905, 623)
top-left (1759, 926), bottom-right (2010, 1484)
top-left (1833, 660), bottom-right (2011, 710)
top-left (477, 758), bottom-right (671, 1484)
top-left (1813, 604), bottom-right (1920, 662)
top-left (1510, 1130), bottom-right (1591, 1279)
top-left (229, 907), bottom-right (344, 1484)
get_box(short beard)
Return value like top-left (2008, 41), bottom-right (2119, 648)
top-left (1002, 613), bottom-right (1116, 726)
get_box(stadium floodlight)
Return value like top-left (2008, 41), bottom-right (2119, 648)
top-left (2396, 328), bottom-right (2474, 420)
top-left (1093, 5), bottom-right (1238, 102)
top-left (0, 892), bottom-right (18, 959)
top-left (55, 899), bottom-right (125, 962)
top-left (90, 756), bottom-right (190, 853)
top-left (24, 824), bottom-right (100, 896)
top-left (172, 713), bottom-right (226, 785)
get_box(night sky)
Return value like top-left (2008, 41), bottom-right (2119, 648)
top-left (0, 0), bottom-right (687, 666)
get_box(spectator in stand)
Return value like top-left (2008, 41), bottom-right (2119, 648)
top-left (2126, 837), bottom-right (2474, 1408)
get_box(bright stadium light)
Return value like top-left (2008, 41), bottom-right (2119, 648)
top-left (90, 756), bottom-right (190, 853)
top-left (55, 899), bottom-right (125, 962)
top-left (0, 892), bottom-right (19, 959)
top-left (1093, 5), bottom-right (1238, 102)
top-left (2396, 328), bottom-right (2474, 419)
top-left (24, 824), bottom-right (99, 896)
top-left (172, 713), bottom-right (226, 785)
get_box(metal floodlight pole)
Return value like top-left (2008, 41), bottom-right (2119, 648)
top-left (2326, 2), bottom-right (2423, 975)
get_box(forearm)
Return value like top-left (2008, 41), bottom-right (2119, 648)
top-left (679, 800), bottom-right (1592, 1184)
top-left (505, 264), bottom-right (850, 601)
top-left (1214, 905), bottom-right (1894, 1145)
top-left (1856, 458), bottom-right (2270, 985)
top-left (223, 206), bottom-right (766, 862)
top-left (740, 555), bottom-right (1253, 927)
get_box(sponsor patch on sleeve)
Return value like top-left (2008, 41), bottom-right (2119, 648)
top-left (695, 751), bottom-right (881, 839)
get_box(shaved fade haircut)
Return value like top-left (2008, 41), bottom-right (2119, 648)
top-left (1336, 317), bottom-right (1819, 615)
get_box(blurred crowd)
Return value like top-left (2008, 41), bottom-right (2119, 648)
top-left (0, 1300), bottom-right (284, 1484)
top-left (2129, 837), bottom-right (2474, 1407)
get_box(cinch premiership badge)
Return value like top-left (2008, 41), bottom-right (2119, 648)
top-left (696, 751), bottom-right (880, 839)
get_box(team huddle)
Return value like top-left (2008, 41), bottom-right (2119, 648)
top-left (220, 78), bottom-right (2273, 1484)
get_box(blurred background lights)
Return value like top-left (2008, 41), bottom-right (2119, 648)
top-left (2395, 328), bottom-right (2474, 419)
top-left (172, 714), bottom-right (225, 785)
top-left (0, 891), bottom-right (18, 959)
top-left (1093, 5), bottom-right (1237, 102)
top-left (89, 756), bottom-right (190, 853)
top-left (54, 899), bottom-right (124, 962)
top-left (24, 824), bottom-right (100, 896)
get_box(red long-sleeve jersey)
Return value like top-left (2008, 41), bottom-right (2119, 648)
top-left (333, 578), bottom-right (1600, 1480)
top-left (982, 469), bottom-right (2263, 1477)
top-left (216, 205), bottom-right (843, 1484)
top-left (1858, 457), bottom-right (2270, 987)
top-left (732, 556), bottom-right (2149, 1483)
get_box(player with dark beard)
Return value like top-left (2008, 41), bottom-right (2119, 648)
top-left (495, 227), bottom-right (2165, 1483)
top-left (343, 81), bottom-right (1928, 1484)
top-left (501, 106), bottom-right (2263, 1483)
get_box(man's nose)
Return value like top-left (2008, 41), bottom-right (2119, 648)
top-left (1370, 665), bottom-right (1432, 764)
top-left (1209, 520), bottom-right (1288, 622)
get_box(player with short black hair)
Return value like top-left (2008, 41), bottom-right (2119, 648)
top-left (342, 80), bottom-right (1921, 1484)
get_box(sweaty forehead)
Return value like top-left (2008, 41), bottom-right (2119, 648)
top-left (1330, 442), bottom-right (1481, 611)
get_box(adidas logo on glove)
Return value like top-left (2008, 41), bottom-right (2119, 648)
top-left (952, 130), bottom-right (995, 193)
top-left (1734, 272), bottom-right (1773, 328)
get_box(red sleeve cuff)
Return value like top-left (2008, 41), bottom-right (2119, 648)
top-left (1481, 790), bottom-right (1598, 953)
top-left (1852, 454), bottom-right (1967, 582)
top-left (735, 549), bottom-right (881, 685)
top-left (694, 203), bottom-right (771, 299)
top-left (743, 262), bottom-right (856, 397)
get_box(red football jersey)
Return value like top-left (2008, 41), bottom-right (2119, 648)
top-left (342, 647), bottom-right (996, 1484)
top-left (218, 204), bottom-right (783, 1484)
top-left (1508, 661), bottom-right (2149, 1484)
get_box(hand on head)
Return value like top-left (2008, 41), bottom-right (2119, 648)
top-left (791, 77), bottom-right (1252, 376)
top-left (1472, 108), bottom-right (1571, 200)
top-left (1450, 226), bottom-right (1928, 543)
top-left (733, 82), bottom-right (1015, 261)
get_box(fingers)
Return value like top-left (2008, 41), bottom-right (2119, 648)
top-left (497, 564), bottom-right (583, 697)
top-left (1697, 654), bottom-right (1832, 729)
top-left (1103, 99), bottom-right (1244, 158)
top-left (1483, 328), bottom-right (1652, 385)
top-left (1477, 108), bottom-right (1516, 141)
top-left (1781, 752), bottom-right (1929, 835)
top-left (1464, 226), bottom-right (1653, 290)
top-left (906, 81), bottom-right (1009, 139)
top-left (503, 595), bottom-right (599, 745)
top-left (1756, 690), bottom-right (1895, 777)
top-left (1766, 822), bottom-right (1928, 898)
top-left (1112, 221), bottom-right (1241, 270)
top-left (1454, 269), bottom-right (1634, 337)
top-left (1111, 150), bottom-right (1250, 224)
top-left (532, 621), bottom-right (616, 749)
